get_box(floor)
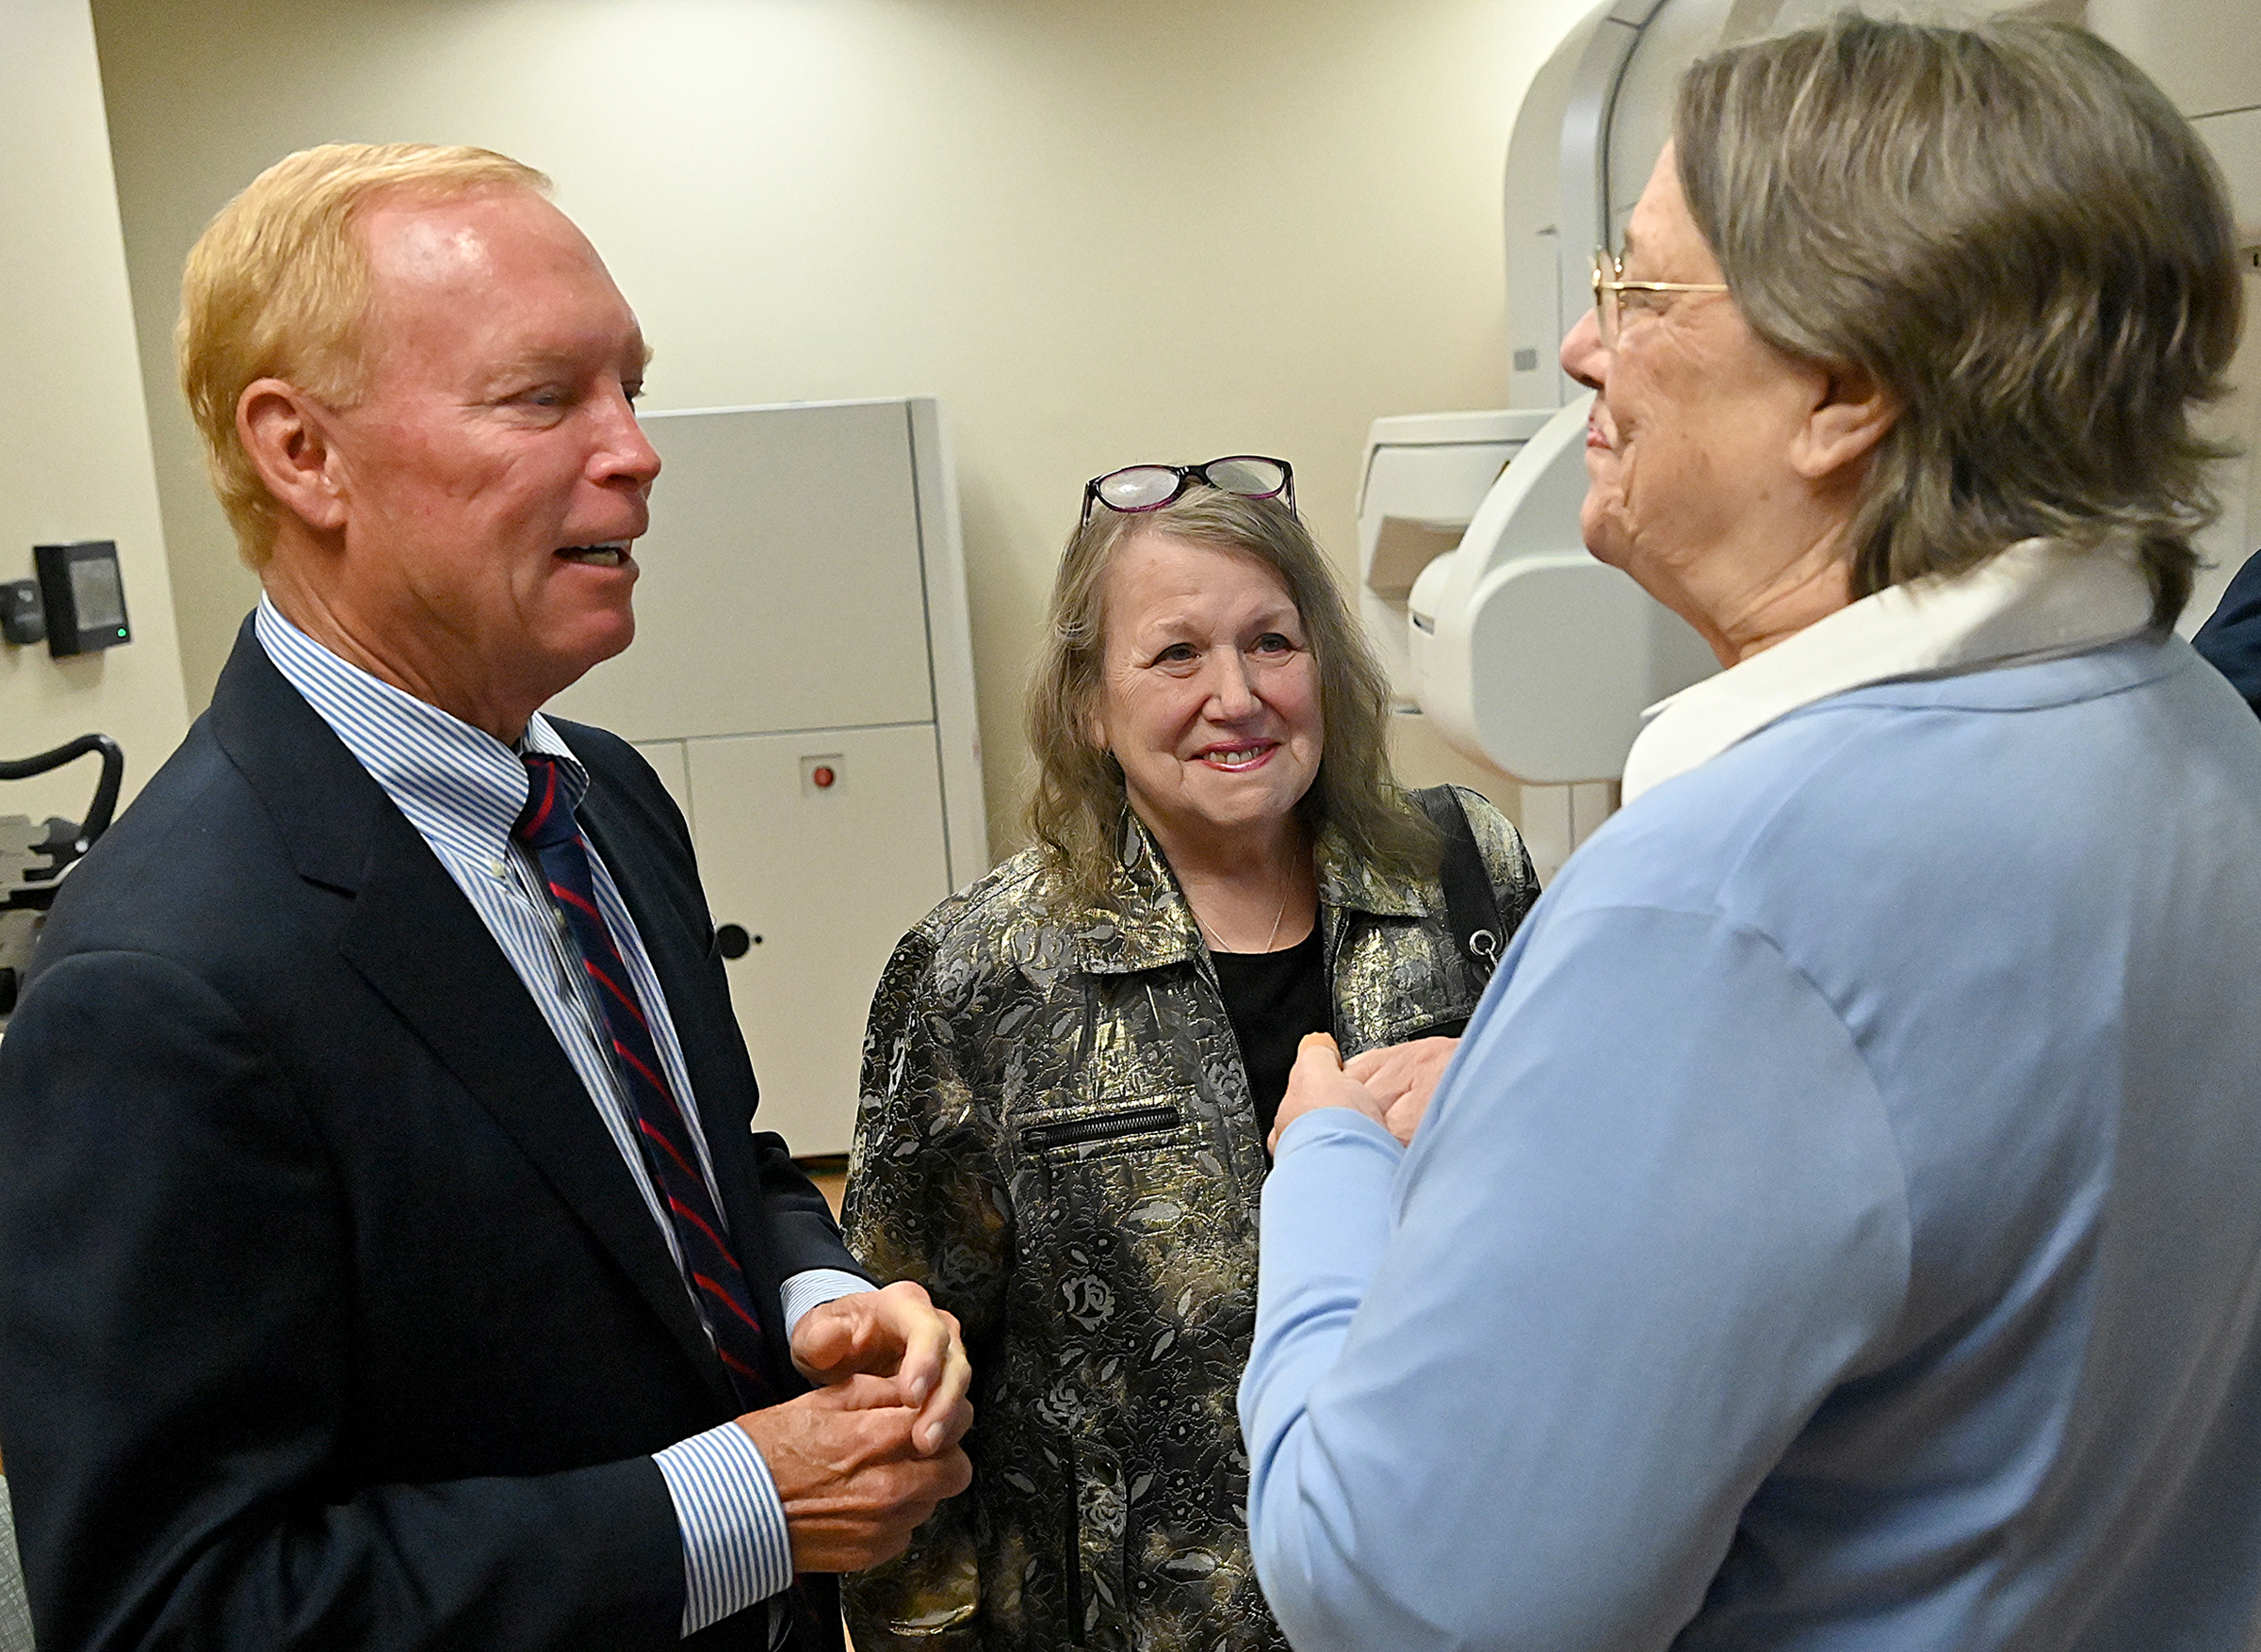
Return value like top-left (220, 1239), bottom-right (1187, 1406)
top-left (799, 1154), bottom-right (849, 1220)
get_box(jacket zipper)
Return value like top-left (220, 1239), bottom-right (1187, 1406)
top-left (1064, 1428), bottom-right (1085, 1644)
top-left (1021, 1101), bottom-right (1182, 1153)
top-left (1178, 964), bottom-right (1252, 1202)
top-left (1323, 902), bottom-right (1347, 1044)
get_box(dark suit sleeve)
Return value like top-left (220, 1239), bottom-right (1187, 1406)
top-left (2192, 547), bottom-right (2261, 718)
top-left (753, 1129), bottom-right (869, 1280)
top-left (0, 950), bottom-right (686, 1652)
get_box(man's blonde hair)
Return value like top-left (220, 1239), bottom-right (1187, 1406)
top-left (177, 142), bottom-right (551, 568)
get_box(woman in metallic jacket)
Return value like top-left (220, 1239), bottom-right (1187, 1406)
top-left (841, 463), bottom-right (1536, 1652)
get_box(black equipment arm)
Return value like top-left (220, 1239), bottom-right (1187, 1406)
top-left (1, 734), bottom-right (124, 856)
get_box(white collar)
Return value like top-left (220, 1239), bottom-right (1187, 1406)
top-left (254, 592), bottom-right (582, 856)
top-left (1620, 538), bottom-right (2155, 805)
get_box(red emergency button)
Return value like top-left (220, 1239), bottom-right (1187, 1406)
top-left (811, 765), bottom-right (836, 788)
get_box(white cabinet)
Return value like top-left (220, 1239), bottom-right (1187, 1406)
top-left (552, 397), bottom-right (987, 1155)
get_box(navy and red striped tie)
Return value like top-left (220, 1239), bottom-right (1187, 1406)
top-left (513, 753), bottom-right (775, 1411)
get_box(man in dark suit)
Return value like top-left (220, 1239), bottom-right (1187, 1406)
top-left (0, 142), bottom-right (970, 1651)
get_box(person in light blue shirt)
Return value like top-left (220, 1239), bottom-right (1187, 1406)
top-left (1242, 16), bottom-right (2261, 1651)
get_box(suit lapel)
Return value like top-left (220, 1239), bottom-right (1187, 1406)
top-left (207, 624), bottom-right (737, 1412)
top-left (336, 832), bottom-right (738, 1410)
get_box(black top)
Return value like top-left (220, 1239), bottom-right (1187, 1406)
top-left (1210, 928), bottom-right (1329, 1140)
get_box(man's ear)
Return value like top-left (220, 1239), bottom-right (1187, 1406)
top-left (1790, 360), bottom-right (1897, 484)
top-left (237, 379), bottom-right (348, 533)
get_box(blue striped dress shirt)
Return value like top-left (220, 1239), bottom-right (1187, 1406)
top-left (256, 596), bottom-right (862, 1637)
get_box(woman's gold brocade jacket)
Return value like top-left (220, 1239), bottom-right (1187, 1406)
top-left (841, 791), bottom-right (1535, 1652)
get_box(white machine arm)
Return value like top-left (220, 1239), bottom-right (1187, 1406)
top-left (1366, 0), bottom-right (2256, 822)
top-left (1404, 393), bottom-right (1716, 784)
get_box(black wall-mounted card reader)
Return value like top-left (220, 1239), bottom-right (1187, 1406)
top-left (33, 542), bottom-right (131, 658)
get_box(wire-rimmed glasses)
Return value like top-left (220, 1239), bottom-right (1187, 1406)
top-left (1591, 248), bottom-right (1730, 347)
top-left (1080, 455), bottom-right (1296, 524)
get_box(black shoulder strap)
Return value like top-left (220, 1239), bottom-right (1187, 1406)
top-left (1414, 786), bottom-right (1506, 984)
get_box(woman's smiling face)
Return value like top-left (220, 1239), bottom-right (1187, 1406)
top-left (1088, 530), bottom-right (1324, 862)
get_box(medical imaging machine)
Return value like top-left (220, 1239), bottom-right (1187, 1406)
top-left (1359, 0), bottom-right (2261, 875)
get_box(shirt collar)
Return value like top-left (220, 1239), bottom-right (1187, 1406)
top-left (253, 592), bottom-right (587, 854)
top-left (1620, 538), bottom-right (2155, 805)
top-left (1061, 807), bottom-right (1435, 975)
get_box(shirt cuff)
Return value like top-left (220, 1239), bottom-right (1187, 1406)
top-left (1274, 1102), bottom-right (1401, 1160)
top-left (653, 1420), bottom-right (795, 1635)
top-left (779, 1266), bottom-right (874, 1336)
top-left (652, 1272), bottom-right (872, 1634)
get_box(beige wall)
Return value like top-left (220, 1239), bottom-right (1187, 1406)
top-left (0, 0), bottom-right (187, 826)
top-left (91, 0), bottom-right (1593, 856)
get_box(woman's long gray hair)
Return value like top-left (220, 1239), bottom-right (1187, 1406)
top-left (1676, 14), bottom-right (2245, 625)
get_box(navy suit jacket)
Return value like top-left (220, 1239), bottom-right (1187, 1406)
top-left (0, 622), bottom-right (858, 1650)
top-left (2193, 547), bottom-right (2261, 717)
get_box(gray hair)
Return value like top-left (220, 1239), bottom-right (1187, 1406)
top-left (1675, 13), bottom-right (2245, 624)
top-left (1024, 488), bottom-right (1437, 907)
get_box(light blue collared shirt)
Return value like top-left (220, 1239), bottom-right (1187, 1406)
top-left (1243, 620), bottom-right (2261, 1647)
top-left (256, 597), bottom-right (864, 1637)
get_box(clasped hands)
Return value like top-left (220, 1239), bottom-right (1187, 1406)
top-left (736, 1278), bottom-right (974, 1573)
top-left (1266, 1032), bottom-right (1458, 1155)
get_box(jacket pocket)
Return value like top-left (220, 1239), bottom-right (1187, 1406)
top-left (1019, 1099), bottom-right (1183, 1154)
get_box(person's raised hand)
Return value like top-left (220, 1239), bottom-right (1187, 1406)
top-left (1268, 1031), bottom-right (1389, 1155)
top-left (1344, 1035), bottom-right (1459, 1146)
top-left (790, 1279), bottom-right (970, 1455)
top-left (736, 1374), bottom-right (974, 1573)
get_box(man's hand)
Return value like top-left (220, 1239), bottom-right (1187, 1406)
top-left (737, 1375), bottom-right (974, 1574)
top-left (790, 1279), bottom-right (970, 1455)
top-left (1269, 1032), bottom-right (1389, 1154)
top-left (1344, 1035), bottom-right (1459, 1146)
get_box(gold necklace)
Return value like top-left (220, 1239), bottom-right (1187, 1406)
top-left (1192, 864), bottom-right (1294, 955)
